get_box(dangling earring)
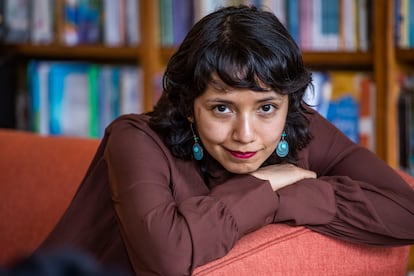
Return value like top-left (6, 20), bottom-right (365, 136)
top-left (190, 123), bottom-right (204, 160)
top-left (276, 131), bottom-right (289, 158)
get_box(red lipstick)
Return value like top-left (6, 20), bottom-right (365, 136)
top-left (229, 151), bottom-right (256, 159)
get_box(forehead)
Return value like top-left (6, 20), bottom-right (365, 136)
top-left (208, 73), bottom-right (273, 92)
top-left (203, 82), bottom-right (286, 103)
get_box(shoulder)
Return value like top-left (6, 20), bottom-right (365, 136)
top-left (103, 113), bottom-right (168, 155)
top-left (105, 113), bottom-right (161, 141)
top-left (106, 113), bottom-right (152, 133)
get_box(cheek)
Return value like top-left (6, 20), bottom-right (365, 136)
top-left (198, 121), bottom-right (228, 145)
top-left (261, 116), bottom-right (287, 145)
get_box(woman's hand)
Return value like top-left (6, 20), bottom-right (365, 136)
top-left (250, 164), bottom-right (316, 191)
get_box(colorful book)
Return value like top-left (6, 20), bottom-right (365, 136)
top-left (48, 62), bottom-right (90, 136)
top-left (172, 0), bottom-right (193, 45)
top-left (31, 0), bottom-right (54, 44)
top-left (126, 0), bottom-right (140, 45)
top-left (313, 0), bottom-right (340, 50)
top-left (27, 60), bottom-right (55, 135)
top-left (97, 66), bottom-right (120, 137)
top-left (78, 0), bottom-right (102, 44)
top-left (286, 0), bottom-right (300, 44)
top-left (3, 0), bottom-right (30, 43)
top-left (88, 64), bottom-right (99, 137)
top-left (326, 71), bottom-right (361, 143)
top-left (119, 66), bottom-right (143, 115)
top-left (159, 0), bottom-right (174, 46)
top-left (358, 74), bottom-right (375, 151)
top-left (102, 0), bottom-right (125, 46)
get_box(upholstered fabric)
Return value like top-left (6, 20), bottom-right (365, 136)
top-left (0, 129), bottom-right (99, 265)
top-left (0, 129), bottom-right (411, 275)
top-left (193, 224), bottom-right (409, 275)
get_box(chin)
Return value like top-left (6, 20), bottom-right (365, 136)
top-left (224, 164), bottom-right (259, 174)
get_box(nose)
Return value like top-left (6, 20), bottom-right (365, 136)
top-left (232, 114), bottom-right (256, 144)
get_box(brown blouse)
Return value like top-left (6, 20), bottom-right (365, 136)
top-left (37, 110), bottom-right (414, 275)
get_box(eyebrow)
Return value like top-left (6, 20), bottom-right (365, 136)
top-left (258, 96), bottom-right (284, 102)
top-left (206, 95), bottom-right (285, 104)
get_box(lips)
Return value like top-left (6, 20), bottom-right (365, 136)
top-left (229, 150), bottom-right (256, 159)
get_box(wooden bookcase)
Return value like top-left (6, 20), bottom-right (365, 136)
top-left (0, 0), bottom-right (412, 168)
top-left (0, 0), bottom-right (413, 271)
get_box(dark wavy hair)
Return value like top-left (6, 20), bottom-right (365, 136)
top-left (149, 5), bottom-right (313, 164)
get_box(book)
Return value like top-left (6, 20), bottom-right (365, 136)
top-left (126, 0), bottom-right (140, 46)
top-left (409, 0), bottom-right (414, 47)
top-left (340, 0), bottom-right (357, 51)
top-left (312, 0), bottom-right (340, 50)
top-left (326, 71), bottom-right (362, 143)
top-left (97, 66), bottom-right (120, 137)
top-left (357, 0), bottom-right (370, 51)
top-left (305, 70), bottom-right (375, 147)
top-left (358, 74), bottom-right (375, 150)
top-left (102, 0), bottom-right (125, 46)
top-left (3, 0), bottom-right (30, 43)
top-left (77, 0), bottom-right (102, 44)
top-left (286, 0), bottom-right (300, 44)
top-left (119, 66), bottom-right (143, 115)
top-left (299, 0), bottom-right (314, 50)
top-left (159, 0), bottom-right (174, 46)
top-left (48, 62), bottom-right (91, 136)
top-left (172, 0), bottom-right (193, 45)
top-left (88, 64), bottom-right (99, 137)
top-left (31, 0), bottom-right (54, 44)
top-left (27, 60), bottom-right (55, 135)
top-left (63, 0), bottom-right (81, 45)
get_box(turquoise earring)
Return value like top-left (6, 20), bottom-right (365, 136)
top-left (276, 132), bottom-right (289, 158)
top-left (190, 123), bottom-right (203, 160)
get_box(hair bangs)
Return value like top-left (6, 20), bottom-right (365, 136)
top-left (194, 42), bottom-right (299, 95)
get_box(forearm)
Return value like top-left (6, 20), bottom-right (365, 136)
top-left (273, 176), bottom-right (414, 246)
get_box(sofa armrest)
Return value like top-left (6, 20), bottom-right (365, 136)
top-left (193, 224), bottom-right (409, 275)
top-left (194, 169), bottom-right (414, 275)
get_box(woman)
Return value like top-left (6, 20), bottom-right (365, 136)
top-left (37, 5), bottom-right (414, 275)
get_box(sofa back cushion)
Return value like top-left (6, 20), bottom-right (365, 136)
top-left (0, 130), bottom-right (99, 265)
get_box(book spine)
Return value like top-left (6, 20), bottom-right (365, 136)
top-left (88, 64), bottom-right (99, 138)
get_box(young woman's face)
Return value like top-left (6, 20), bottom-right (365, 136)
top-left (192, 78), bottom-right (288, 174)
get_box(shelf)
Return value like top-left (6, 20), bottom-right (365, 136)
top-left (396, 49), bottom-right (414, 63)
top-left (161, 47), bottom-right (373, 69)
top-left (302, 51), bottom-right (373, 68)
top-left (1, 44), bottom-right (142, 62)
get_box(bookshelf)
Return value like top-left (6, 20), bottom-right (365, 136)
top-left (0, 0), bottom-right (413, 272)
top-left (0, 0), bottom-right (412, 168)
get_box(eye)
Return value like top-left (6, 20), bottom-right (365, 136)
top-left (213, 104), bottom-right (231, 113)
top-left (259, 104), bottom-right (276, 114)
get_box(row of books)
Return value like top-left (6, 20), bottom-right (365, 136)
top-left (0, 0), bottom-right (140, 46)
top-left (304, 71), bottom-right (376, 151)
top-left (159, 0), bottom-right (371, 52)
top-left (28, 61), bottom-right (143, 138)
top-left (395, 0), bottom-right (414, 49)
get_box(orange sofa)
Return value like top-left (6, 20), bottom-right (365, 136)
top-left (0, 129), bottom-right (412, 275)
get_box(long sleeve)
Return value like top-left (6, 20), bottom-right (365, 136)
top-left (104, 116), bottom-right (278, 275)
top-left (274, 111), bottom-right (414, 246)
